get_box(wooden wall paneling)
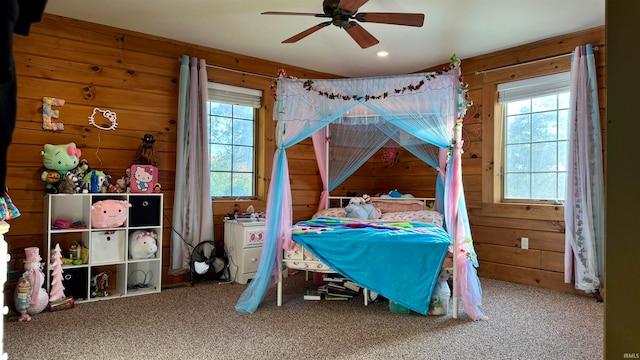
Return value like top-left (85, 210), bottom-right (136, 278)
top-left (474, 243), bottom-right (542, 269)
top-left (471, 225), bottom-right (565, 252)
top-left (6, 13), bottom-right (606, 295)
top-left (477, 262), bottom-right (576, 293)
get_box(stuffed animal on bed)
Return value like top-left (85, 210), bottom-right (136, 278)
top-left (345, 197), bottom-right (381, 220)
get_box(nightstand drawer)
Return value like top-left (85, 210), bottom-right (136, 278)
top-left (242, 226), bottom-right (264, 248)
top-left (242, 246), bottom-right (263, 274)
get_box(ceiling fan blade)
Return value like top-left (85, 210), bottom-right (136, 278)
top-left (344, 22), bottom-right (379, 49)
top-left (261, 11), bottom-right (325, 17)
top-left (355, 13), bottom-right (425, 27)
top-left (282, 21), bottom-right (332, 43)
top-left (337, 0), bottom-right (369, 13)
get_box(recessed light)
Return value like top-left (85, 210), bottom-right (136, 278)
top-left (377, 51), bottom-right (389, 57)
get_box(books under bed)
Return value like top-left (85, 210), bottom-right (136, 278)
top-left (278, 196), bottom-right (454, 316)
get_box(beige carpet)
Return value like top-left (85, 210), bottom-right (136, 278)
top-left (3, 274), bottom-right (603, 360)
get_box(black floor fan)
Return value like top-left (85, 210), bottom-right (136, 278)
top-left (189, 241), bottom-right (229, 286)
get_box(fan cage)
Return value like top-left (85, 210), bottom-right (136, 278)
top-left (189, 241), bottom-right (228, 286)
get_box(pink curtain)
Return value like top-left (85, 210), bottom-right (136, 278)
top-left (170, 56), bottom-right (213, 274)
top-left (312, 129), bottom-right (329, 212)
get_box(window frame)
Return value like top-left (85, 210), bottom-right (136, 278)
top-left (207, 83), bottom-right (262, 200)
top-left (498, 74), bottom-right (570, 203)
top-left (480, 60), bottom-right (571, 218)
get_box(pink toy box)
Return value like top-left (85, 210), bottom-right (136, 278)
top-left (130, 165), bottom-right (158, 193)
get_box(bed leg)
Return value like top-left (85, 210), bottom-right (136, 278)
top-left (452, 297), bottom-right (458, 319)
top-left (277, 265), bottom-right (283, 307)
top-left (364, 288), bottom-right (369, 306)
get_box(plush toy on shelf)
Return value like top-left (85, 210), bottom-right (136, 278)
top-left (132, 134), bottom-right (158, 166)
top-left (39, 143), bottom-right (82, 193)
top-left (128, 230), bottom-right (158, 259)
top-left (91, 199), bottom-right (131, 228)
top-left (82, 170), bottom-right (109, 194)
top-left (69, 159), bottom-right (90, 193)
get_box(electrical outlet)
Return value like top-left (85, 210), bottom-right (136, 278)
top-left (521, 237), bottom-right (529, 250)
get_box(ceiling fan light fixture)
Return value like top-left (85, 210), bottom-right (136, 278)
top-left (377, 51), bottom-right (389, 57)
top-left (262, 0), bottom-right (425, 49)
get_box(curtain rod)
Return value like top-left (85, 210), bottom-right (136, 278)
top-left (205, 63), bottom-right (276, 80)
top-left (474, 46), bottom-right (599, 75)
top-left (178, 58), bottom-right (276, 80)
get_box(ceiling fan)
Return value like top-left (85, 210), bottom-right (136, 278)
top-left (262, 0), bottom-right (425, 49)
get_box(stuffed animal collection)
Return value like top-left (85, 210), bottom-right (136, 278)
top-left (38, 141), bottom-right (153, 194)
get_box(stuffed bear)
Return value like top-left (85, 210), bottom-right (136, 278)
top-left (128, 230), bottom-right (158, 259)
top-left (91, 199), bottom-right (131, 228)
top-left (40, 143), bottom-right (82, 193)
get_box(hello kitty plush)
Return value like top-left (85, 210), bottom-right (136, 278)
top-left (128, 230), bottom-right (158, 259)
top-left (40, 143), bottom-right (82, 193)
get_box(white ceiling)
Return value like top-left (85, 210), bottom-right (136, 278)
top-left (44, 0), bottom-right (605, 78)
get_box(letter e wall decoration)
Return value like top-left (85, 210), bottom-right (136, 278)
top-left (42, 97), bottom-right (65, 131)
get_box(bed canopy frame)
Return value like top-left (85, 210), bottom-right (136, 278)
top-left (235, 56), bottom-right (487, 321)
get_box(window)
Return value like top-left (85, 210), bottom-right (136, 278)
top-left (497, 73), bottom-right (570, 202)
top-left (207, 83), bottom-right (262, 198)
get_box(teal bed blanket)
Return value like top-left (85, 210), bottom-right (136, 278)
top-left (291, 217), bottom-right (451, 315)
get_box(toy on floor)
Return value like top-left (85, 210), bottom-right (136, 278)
top-left (14, 247), bottom-right (49, 316)
top-left (48, 244), bottom-right (67, 302)
top-left (428, 281), bottom-right (451, 316)
top-left (15, 277), bottom-right (31, 322)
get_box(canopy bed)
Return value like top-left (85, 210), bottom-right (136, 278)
top-left (235, 56), bottom-right (487, 321)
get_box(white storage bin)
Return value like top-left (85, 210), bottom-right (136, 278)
top-left (91, 230), bottom-right (126, 264)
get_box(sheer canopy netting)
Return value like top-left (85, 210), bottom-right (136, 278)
top-left (236, 58), bottom-right (487, 320)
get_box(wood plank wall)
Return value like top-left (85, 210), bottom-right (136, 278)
top-left (5, 13), bottom-right (605, 301)
top-left (436, 27), bottom-right (605, 294)
top-left (6, 14), bottom-right (337, 297)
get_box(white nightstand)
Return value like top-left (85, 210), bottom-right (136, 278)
top-left (223, 220), bottom-right (265, 284)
